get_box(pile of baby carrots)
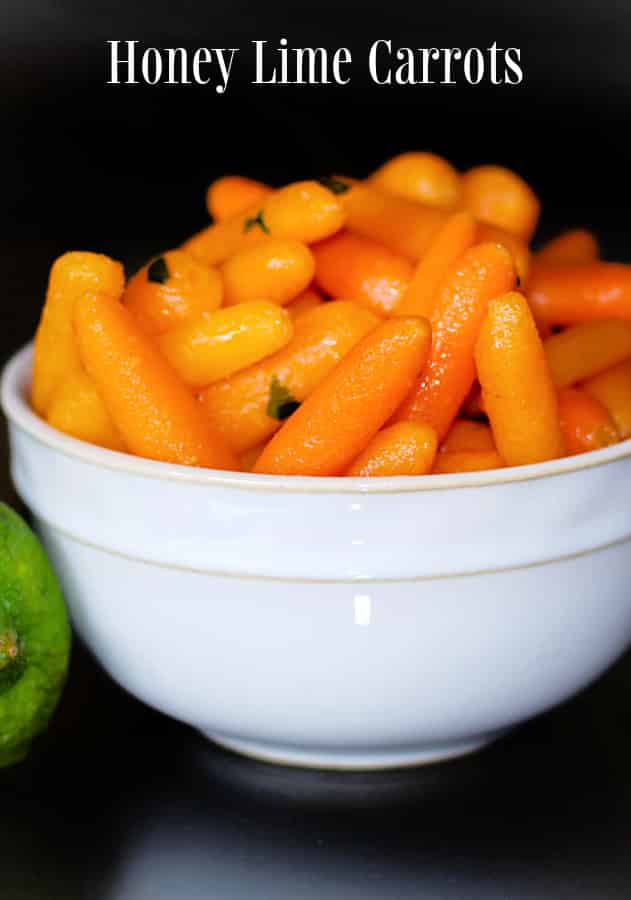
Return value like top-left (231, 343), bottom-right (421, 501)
top-left (31, 152), bottom-right (631, 476)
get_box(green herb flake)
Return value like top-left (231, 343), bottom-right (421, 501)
top-left (317, 176), bottom-right (351, 195)
top-left (244, 210), bottom-right (270, 234)
top-left (147, 256), bottom-right (170, 284)
top-left (267, 376), bottom-right (301, 421)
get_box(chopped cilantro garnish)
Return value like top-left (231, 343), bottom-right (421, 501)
top-left (244, 210), bottom-right (270, 234)
top-left (147, 256), bottom-right (170, 284)
top-left (317, 176), bottom-right (351, 195)
top-left (267, 376), bottom-right (301, 420)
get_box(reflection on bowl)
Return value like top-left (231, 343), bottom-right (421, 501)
top-left (3, 344), bottom-right (631, 770)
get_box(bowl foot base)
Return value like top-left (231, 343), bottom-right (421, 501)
top-left (204, 730), bottom-right (506, 771)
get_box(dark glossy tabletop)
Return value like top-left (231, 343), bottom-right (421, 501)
top-left (3, 1), bottom-right (631, 893)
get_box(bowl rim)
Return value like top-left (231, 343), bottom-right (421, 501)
top-left (4, 343), bottom-right (631, 495)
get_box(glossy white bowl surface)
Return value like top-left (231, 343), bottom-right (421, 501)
top-left (3, 345), bottom-right (631, 769)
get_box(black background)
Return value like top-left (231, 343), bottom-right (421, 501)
top-left (2, 1), bottom-right (631, 897)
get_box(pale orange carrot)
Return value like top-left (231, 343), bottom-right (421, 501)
top-left (397, 211), bottom-right (478, 317)
top-left (475, 291), bottom-right (565, 465)
top-left (346, 422), bottom-right (437, 476)
top-left (433, 449), bottom-right (504, 474)
top-left (254, 317), bottom-right (432, 475)
top-left (206, 175), bottom-right (272, 221)
top-left (557, 387), bottom-right (619, 455)
top-left (582, 359), bottom-right (631, 438)
top-left (396, 243), bottom-right (516, 439)
top-left (74, 292), bottom-right (237, 470)
top-left (440, 419), bottom-right (495, 453)
top-left (544, 320), bottom-right (631, 388)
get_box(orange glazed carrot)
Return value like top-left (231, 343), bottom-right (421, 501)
top-left (396, 243), bottom-right (516, 440)
top-left (220, 239), bottom-right (315, 307)
top-left (341, 181), bottom-right (448, 261)
top-left (582, 359), bottom-right (631, 438)
top-left (206, 176), bottom-right (272, 221)
top-left (461, 165), bottom-right (540, 241)
top-left (397, 211), bottom-right (478, 317)
top-left (433, 449), bottom-right (504, 474)
top-left (535, 228), bottom-right (599, 266)
top-left (369, 152), bottom-right (462, 208)
top-left (254, 317), bottom-right (431, 475)
top-left (286, 287), bottom-right (323, 320)
top-left (74, 292), bottom-right (237, 470)
top-left (543, 320), bottom-right (631, 387)
top-left (32, 252), bottom-right (125, 416)
top-left (123, 250), bottom-right (223, 336)
top-left (346, 422), bottom-right (437, 476)
top-left (527, 262), bottom-right (631, 325)
top-left (199, 301), bottom-right (380, 453)
top-left (475, 224), bottom-right (530, 283)
top-left (557, 387), bottom-right (619, 455)
top-left (46, 370), bottom-right (125, 452)
top-left (312, 231), bottom-right (414, 316)
top-left (183, 180), bottom-right (346, 266)
top-left (475, 292), bottom-right (565, 465)
top-left (440, 419), bottom-right (494, 454)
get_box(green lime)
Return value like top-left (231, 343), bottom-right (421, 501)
top-left (0, 503), bottom-right (71, 767)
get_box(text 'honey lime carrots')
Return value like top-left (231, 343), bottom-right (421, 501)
top-left (32, 252), bottom-right (125, 416)
top-left (397, 211), bottom-right (478, 317)
top-left (254, 317), bottom-right (432, 476)
top-left (461, 164), bottom-right (540, 241)
top-left (206, 176), bottom-right (272, 222)
top-left (535, 228), bottom-right (599, 266)
top-left (74, 293), bottom-right (237, 470)
top-left (396, 242), bottom-right (516, 440)
top-left (475, 292), bottom-right (565, 465)
top-left (527, 262), bottom-right (631, 325)
top-left (221, 240), bottom-right (315, 307)
top-left (582, 359), bottom-right (631, 439)
top-left (557, 387), bottom-right (619, 455)
top-left (199, 301), bottom-right (380, 453)
top-left (543, 319), bottom-right (631, 388)
top-left (369, 152), bottom-right (462, 208)
top-left (183, 180), bottom-right (347, 266)
top-left (158, 302), bottom-right (293, 387)
top-left (341, 181), bottom-right (448, 261)
top-left (346, 422), bottom-right (438, 477)
top-left (123, 250), bottom-right (223, 336)
top-left (312, 231), bottom-right (414, 316)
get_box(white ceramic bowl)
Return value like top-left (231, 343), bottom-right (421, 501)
top-left (4, 344), bottom-right (631, 770)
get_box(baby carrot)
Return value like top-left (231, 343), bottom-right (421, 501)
top-left (341, 181), bottom-right (448, 261)
top-left (535, 228), bottom-right (599, 266)
top-left (312, 231), bottom-right (414, 316)
top-left (123, 250), bottom-right (223, 336)
top-left (158, 302), bottom-right (293, 387)
top-left (46, 370), bottom-right (125, 452)
top-left (397, 211), bottom-right (478, 317)
top-left (461, 164), bottom-right (540, 241)
top-left (369, 152), bottom-right (462, 208)
top-left (475, 223), bottom-right (531, 282)
top-left (199, 301), bottom-right (380, 452)
top-left (220, 240), bottom-right (315, 307)
top-left (527, 262), bottom-right (631, 325)
top-left (253, 317), bottom-right (432, 476)
top-left (475, 291), bottom-right (565, 466)
top-left (286, 287), bottom-right (323, 320)
top-left (346, 422), bottom-right (438, 477)
top-left (32, 252), bottom-right (125, 416)
top-left (440, 419), bottom-right (495, 454)
top-left (74, 292), bottom-right (237, 470)
top-left (433, 449), bottom-right (504, 474)
top-left (206, 176), bottom-right (272, 221)
top-left (557, 387), bottom-right (619, 455)
top-left (183, 180), bottom-right (346, 265)
top-left (396, 243), bottom-right (516, 440)
top-left (582, 359), bottom-right (631, 438)
top-left (544, 320), bottom-right (631, 387)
